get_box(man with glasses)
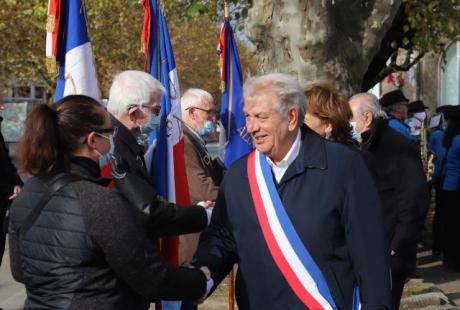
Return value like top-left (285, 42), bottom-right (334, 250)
top-left (179, 88), bottom-right (223, 310)
top-left (179, 89), bottom-right (223, 260)
top-left (106, 71), bottom-right (211, 243)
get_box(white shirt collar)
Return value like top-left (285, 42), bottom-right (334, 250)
top-left (266, 129), bottom-right (302, 183)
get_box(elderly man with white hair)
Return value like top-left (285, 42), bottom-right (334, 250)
top-left (194, 74), bottom-right (391, 310)
top-left (179, 89), bottom-right (222, 267)
top-left (106, 70), bottom-right (212, 256)
top-left (349, 93), bottom-right (429, 310)
top-left (179, 88), bottom-right (223, 310)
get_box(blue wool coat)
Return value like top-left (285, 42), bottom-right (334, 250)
top-left (194, 126), bottom-right (391, 310)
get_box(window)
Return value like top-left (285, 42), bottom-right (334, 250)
top-left (439, 41), bottom-right (460, 107)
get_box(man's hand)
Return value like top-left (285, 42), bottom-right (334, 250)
top-left (197, 201), bottom-right (215, 225)
top-left (391, 250), bottom-right (396, 256)
top-left (8, 185), bottom-right (21, 200)
top-left (197, 201), bottom-right (215, 209)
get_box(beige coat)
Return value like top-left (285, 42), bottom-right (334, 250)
top-left (179, 127), bottom-right (222, 266)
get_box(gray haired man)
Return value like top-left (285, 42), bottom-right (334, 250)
top-left (349, 93), bottom-right (429, 310)
top-left (194, 74), bottom-right (391, 310)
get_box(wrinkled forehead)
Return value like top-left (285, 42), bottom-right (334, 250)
top-left (149, 92), bottom-right (161, 107)
top-left (244, 91), bottom-right (279, 111)
top-left (200, 98), bottom-right (215, 109)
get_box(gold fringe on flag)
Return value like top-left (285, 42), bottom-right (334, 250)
top-left (46, 14), bottom-right (56, 32)
top-left (140, 41), bottom-right (146, 54)
top-left (220, 80), bottom-right (225, 93)
top-left (46, 57), bottom-right (58, 75)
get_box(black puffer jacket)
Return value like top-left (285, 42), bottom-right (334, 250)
top-left (8, 157), bottom-right (206, 310)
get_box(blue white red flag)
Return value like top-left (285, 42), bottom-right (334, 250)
top-left (141, 0), bottom-right (189, 267)
top-left (218, 20), bottom-right (253, 168)
top-left (46, 0), bottom-right (100, 101)
top-left (142, 2), bottom-right (189, 308)
top-left (247, 150), bottom-right (361, 310)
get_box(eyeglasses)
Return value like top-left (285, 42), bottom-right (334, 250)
top-left (96, 126), bottom-right (118, 139)
top-left (187, 106), bottom-right (218, 116)
top-left (141, 104), bottom-right (161, 116)
top-left (82, 126), bottom-right (118, 144)
top-left (129, 104), bottom-right (161, 116)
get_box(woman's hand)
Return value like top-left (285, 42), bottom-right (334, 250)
top-left (8, 185), bottom-right (21, 200)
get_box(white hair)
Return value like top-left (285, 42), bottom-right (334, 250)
top-left (181, 88), bottom-right (214, 117)
top-left (107, 70), bottom-right (165, 117)
top-left (349, 92), bottom-right (387, 119)
top-left (243, 73), bottom-right (306, 122)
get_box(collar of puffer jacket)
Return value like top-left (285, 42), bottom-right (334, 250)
top-left (69, 156), bottom-right (112, 187)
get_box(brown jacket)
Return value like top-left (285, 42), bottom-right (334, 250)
top-left (179, 127), bottom-right (222, 266)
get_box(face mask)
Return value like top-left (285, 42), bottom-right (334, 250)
top-left (350, 121), bottom-right (362, 141)
top-left (413, 111), bottom-right (426, 121)
top-left (198, 120), bottom-right (215, 137)
top-left (95, 135), bottom-right (115, 167)
top-left (140, 114), bottom-right (160, 135)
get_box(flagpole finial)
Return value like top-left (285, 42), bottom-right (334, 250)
top-left (224, 1), bottom-right (230, 20)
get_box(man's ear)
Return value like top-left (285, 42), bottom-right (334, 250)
top-left (188, 107), bottom-right (197, 120)
top-left (128, 107), bottom-right (139, 124)
top-left (364, 111), bottom-right (373, 128)
top-left (288, 107), bottom-right (299, 131)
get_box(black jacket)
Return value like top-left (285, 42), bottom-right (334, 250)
top-left (0, 119), bottom-right (23, 201)
top-left (195, 126), bottom-right (391, 310)
top-left (8, 157), bottom-right (207, 310)
top-left (360, 119), bottom-right (429, 275)
top-left (110, 115), bottom-right (208, 237)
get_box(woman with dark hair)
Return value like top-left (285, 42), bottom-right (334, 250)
top-left (439, 106), bottom-right (460, 270)
top-left (303, 83), bottom-right (353, 143)
top-left (8, 95), bottom-right (209, 310)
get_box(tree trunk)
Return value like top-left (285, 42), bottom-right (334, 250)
top-left (245, 0), bottom-right (401, 94)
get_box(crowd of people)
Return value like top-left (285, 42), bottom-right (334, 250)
top-left (0, 71), bottom-right (458, 310)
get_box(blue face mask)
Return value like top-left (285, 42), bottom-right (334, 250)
top-left (198, 120), bottom-right (215, 137)
top-left (349, 121), bottom-right (362, 141)
top-left (96, 135), bottom-right (115, 167)
top-left (140, 114), bottom-right (160, 135)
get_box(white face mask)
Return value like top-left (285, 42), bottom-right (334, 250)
top-left (413, 111), bottom-right (426, 121)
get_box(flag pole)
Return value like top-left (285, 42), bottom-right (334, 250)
top-left (224, 6), bottom-right (234, 310)
top-left (224, 0), bottom-right (230, 20)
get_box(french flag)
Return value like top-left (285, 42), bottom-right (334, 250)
top-left (46, 0), bottom-right (100, 101)
top-left (142, 0), bottom-right (190, 267)
top-left (142, 2), bottom-right (189, 308)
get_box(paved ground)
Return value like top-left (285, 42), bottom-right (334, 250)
top-left (2, 203), bottom-right (459, 310)
top-left (0, 242), bottom-right (25, 310)
top-left (401, 250), bottom-right (460, 309)
top-left (2, 246), bottom-right (459, 310)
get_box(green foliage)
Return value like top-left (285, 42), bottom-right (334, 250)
top-left (163, 0), bottom-right (249, 21)
top-left (0, 0), bottom-right (256, 100)
top-left (404, 0), bottom-right (460, 53)
top-left (0, 1), bottom-right (49, 88)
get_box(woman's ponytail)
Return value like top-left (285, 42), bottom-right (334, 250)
top-left (16, 104), bottom-right (65, 177)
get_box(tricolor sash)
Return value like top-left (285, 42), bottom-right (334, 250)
top-left (247, 150), bottom-right (361, 310)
